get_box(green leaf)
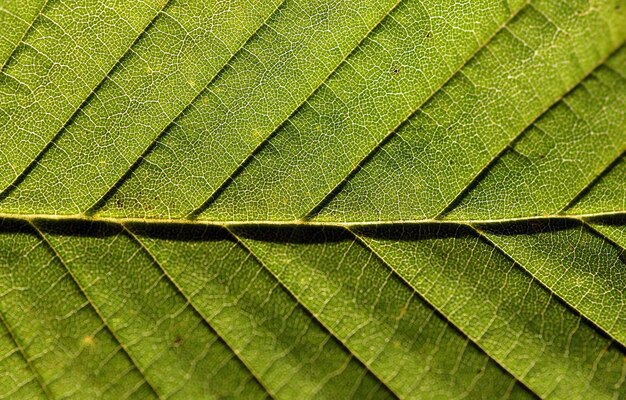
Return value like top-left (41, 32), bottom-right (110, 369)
top-left (0, 0), bottom-right (624, 398)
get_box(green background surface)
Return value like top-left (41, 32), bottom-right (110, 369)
top-left (0, 0), bottom-right (624, 398)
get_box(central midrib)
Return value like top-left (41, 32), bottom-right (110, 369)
top-left (0, 211), bottom-right (621, 228)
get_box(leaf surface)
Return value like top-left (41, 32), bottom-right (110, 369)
top-left (0, 0), bottom-right (625, 398)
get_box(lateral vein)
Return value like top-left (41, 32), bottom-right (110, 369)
top-left (349, 229), bottom-right (542, 399)
top-left (226, 227), bottom-right (401, 400)
top-left (28, 221), bottom-right (164, 400)
top-left (122, 225), bottom-right (277, 400)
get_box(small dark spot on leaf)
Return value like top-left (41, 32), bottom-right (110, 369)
top-left (173, 336), bottom-right (183, 347)
top-left (426, 31), bottom-right (432, 38)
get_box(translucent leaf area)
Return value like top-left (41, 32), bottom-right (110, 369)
top-left (0, 0), bottom-right (624, 398)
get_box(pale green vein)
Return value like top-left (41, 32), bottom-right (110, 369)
top-left (470, 223), bottom-right (626, 347)
top-left (581, 220), bottom-right (626, 255)
top-left (304, 2), bottom-right (625, 223)
top-left (225, 228), bottom-right (401, 399)
top-left (185, 0), bottom-right (408, 218)
top-left (349, 229), bottom-right (540, 399)
top-left (0, 0), bottom-right (49, 72)
top-left (194, 0), bottom-right (530, 219)
top-left (355, 223), bottom-right (626, 398)
top-left (84, 0), bottom-right (289, 215)
top-left (0, 310), bottom-right (50, 399)
top-left (0, 6), bottom-right (27, 24)
top-left (560, 152), bottom-right (625, 214)
top-left (303, 1), bottom-right (532, 218)
top-left (121, 225), bottom-right (275, 400)
top-left (0, 0), bottom-right (173, 196)
top-left (1, 211), bottom-right (623, 229)
top-left (28, 222), bottom-right (162, 400)
top-left (435, 45), bottom-right (626, 219)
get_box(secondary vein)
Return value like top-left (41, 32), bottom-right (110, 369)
top-left (226, 227), bottom-right (402, 400)
top-left (349, 229), bottom-right (542, 399)
top-left (29, 221), bottom-right (164, 400)
top-left (122, 225), bottom-right (277, 400)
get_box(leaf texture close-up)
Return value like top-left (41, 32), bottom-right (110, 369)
top-left (0, 0), bottom-right (625, 398)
